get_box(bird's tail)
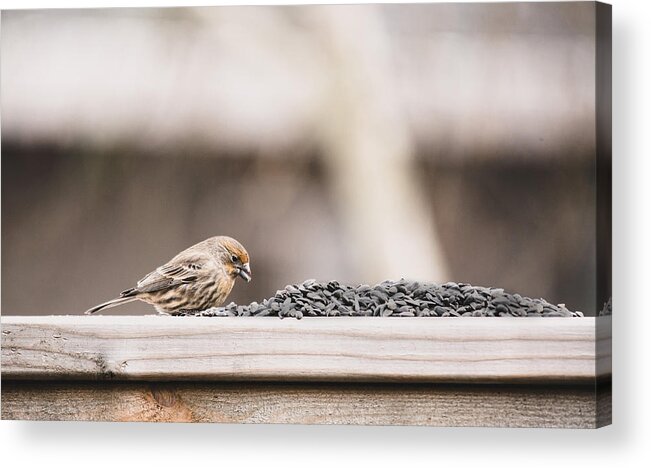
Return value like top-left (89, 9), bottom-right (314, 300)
top-left (85, 297), bottom-right (137, 315)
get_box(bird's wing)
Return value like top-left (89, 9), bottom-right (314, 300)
top-left (128, 253), bottom-right (214, 295)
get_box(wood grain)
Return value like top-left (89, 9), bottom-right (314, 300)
top-left (1, 316), bottom-right (611, 383)
top-left (0, 380), bottom-right (610, 428)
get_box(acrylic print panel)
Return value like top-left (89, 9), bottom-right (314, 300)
top-left (0, 2), bottom-right (611, 427)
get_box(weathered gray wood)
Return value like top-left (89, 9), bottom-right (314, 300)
top-left (1, 316), bottom-right (610, 383)
top-left (0, 380), bottom-right (610, 428)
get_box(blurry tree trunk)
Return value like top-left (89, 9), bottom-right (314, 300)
top-left (313, 6), bottom-right (449, 284)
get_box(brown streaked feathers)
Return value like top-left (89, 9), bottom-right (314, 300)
top-left (85, 236), bottom-right (251, 315)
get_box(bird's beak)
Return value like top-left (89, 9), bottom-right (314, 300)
top-left (238, 263), bottom-right (252, 282)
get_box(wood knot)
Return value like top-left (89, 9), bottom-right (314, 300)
top-left (150, 386), bottom-right (179, 407)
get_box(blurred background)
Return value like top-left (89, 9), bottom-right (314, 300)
top-left (1, 2), bottom-right (600, 315)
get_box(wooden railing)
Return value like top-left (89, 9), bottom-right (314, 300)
top-left (1, 316), bottom-right (611, 427)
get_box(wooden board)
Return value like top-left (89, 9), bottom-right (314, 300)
top-left (1, 316), bottom-right (611, 384)
top-left (0, 380), bottom-right (611, 428)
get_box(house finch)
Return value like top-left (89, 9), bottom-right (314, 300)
top-left (85, 236), bottom-right (251, 315)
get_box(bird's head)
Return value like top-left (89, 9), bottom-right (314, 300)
top-left (216, 236), bottom-right (252, 283)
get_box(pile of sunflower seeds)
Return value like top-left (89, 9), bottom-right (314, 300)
top-left (180, 279), bottom-right (583, 319)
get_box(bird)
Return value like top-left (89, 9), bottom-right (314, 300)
top-left (85, 236), bottom-right (251, 315)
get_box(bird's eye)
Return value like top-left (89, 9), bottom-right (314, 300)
top-left (231, 254), bottom-right (239, 263)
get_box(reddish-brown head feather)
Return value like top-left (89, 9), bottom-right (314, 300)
top-left (219, 236), bottom-right (250, 264)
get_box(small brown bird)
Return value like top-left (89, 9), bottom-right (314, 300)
top-left (85, 236), bottom-right (251, 315)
